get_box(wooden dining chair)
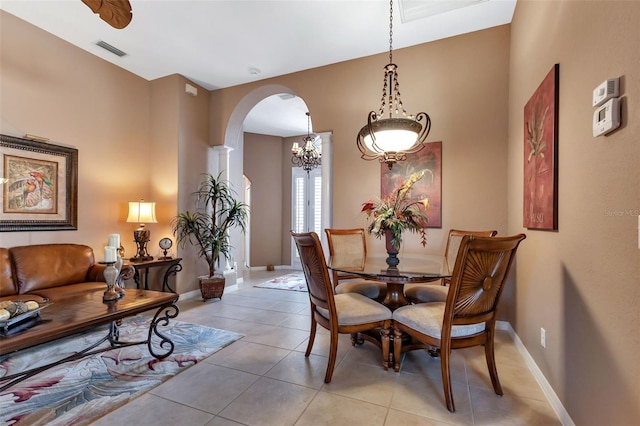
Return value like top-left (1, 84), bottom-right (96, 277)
top-left (325, 228), bottom-right (387, 302)
top-left (292, 231), bottom-right (392, 383)
top-left (404, 229), bottom-right (498, 304)
top-left (392, 233), bottom-right (526, 412)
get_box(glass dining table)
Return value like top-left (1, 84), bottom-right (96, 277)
top-left (328, 254), bottom-right (452, 311)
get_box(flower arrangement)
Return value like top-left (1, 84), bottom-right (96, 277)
top-left (361, 170), bottom-right (430, 250)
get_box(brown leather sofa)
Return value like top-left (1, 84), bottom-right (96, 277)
top-left (0, 243), bottom-right (132, 303)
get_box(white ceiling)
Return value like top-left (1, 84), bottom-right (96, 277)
top-left (0, 0), bottom-right (516, 137)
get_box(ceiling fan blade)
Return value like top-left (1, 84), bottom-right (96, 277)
top-left (81, 0), bottom-right (132, 29)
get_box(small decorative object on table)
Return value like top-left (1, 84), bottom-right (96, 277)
top-left (114, 255), bottom-right (125, 296)
top-left (102, 246), bottom-right (120, 301)
top-left (106, 239), bottom-right (125, 297)
top-left (362, 170), bottom-right (430, 268)
top-left (101, 261), bottom-right (119, 302)
top-left (158, 237), bottom-right (173, 260)
top-left (0, 300), bottom-right (47, 333)
top-left (126, 200), bottom-right (157, 262)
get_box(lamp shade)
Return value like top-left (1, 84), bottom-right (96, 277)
top-left (126, 201), bottom-right (157, 224)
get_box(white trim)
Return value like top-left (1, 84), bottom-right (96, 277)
top-left (248, 264), bottom-right (300, 271)
top-left (178, 289), bottom-right (202, 300)
top-left (497, 321), bottom-right (575, 426)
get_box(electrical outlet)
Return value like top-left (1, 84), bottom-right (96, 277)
top-left (540, 328), bottom-right (546, 348)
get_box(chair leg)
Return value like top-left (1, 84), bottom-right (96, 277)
top-left (381, 325), bottom-right (390, 370)
top-left (485, 330), bottom-right (503, 396)
top-left (440, 345), bottom-right (455, 412)
top-left (393, 328), bottom-right (403, 372)
top-left (324, 328), bottom-right (339, 383)
top-left (305, 315), bottom-right (317, 357)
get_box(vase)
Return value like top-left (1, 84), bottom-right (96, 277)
top-left (384, 229), bottom-right (400, 268)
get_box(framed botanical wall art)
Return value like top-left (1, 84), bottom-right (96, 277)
top-left (381, 141), bottom-right (442, 228)
top-left (1, 134), bottom-right (78, 232)
top-left (524, 64), bottom-right (559, 230)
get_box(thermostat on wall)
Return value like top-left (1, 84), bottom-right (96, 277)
top-left (593, 98), bottom-right (620, 137)
top-left (592, 78), bottom-right (619, 107)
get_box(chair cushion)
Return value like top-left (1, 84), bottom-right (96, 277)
top-left (335, 280), bottom-right (387, 299)
top-left (404, 284), bottom-right (449, 303)
top-left (317, 292), bottom-right (392, 325)
top-left (392, 303), bottom-right (485, 339)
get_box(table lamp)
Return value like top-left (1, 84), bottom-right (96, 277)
top-left (126, 200), bottom-right (157, 262)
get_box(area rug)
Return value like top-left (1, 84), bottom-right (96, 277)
top-left (0, 316), bottom-right (243, 426)
top-left (254, 272), bottom-right (307, 292)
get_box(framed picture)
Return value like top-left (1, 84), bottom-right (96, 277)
top-left (381, 141), bottom-right (442, 228)
top-left (523, 64), bottom-right (559, 230)
top-left (1, 134), bottom-right (78, 232)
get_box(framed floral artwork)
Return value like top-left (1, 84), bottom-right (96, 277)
top-left (381, 141), bottom-right (442, 228)
top-left (1, 134), bottom-right (78, 232)
top-left (524, 64), bottom-right (559, 230)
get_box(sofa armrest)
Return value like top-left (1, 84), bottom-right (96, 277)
top-left (119, 265), bottom-right (135, 281)
top-left (88, 264), bottom-right (135, 283)
top-left (87, 264), bottom-right (107, 282)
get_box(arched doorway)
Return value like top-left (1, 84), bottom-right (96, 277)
top-left (222, 85), bottom-right (333, 277)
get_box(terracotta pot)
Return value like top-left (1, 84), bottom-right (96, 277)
top-left (199, 275), bottom-right (225, 300)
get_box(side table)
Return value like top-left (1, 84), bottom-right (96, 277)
top-left (126, 258), bottom-right (182, 293)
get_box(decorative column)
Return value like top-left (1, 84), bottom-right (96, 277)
top-left (211, 145), bottom-right (237, 285)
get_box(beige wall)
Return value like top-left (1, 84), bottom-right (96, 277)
top-left (0, 12), bottom-right (210, 294)
top-left (150, 74), bottom-right (211, 294)
top-left (210, 25), bottom-right (511, 261)
top-left (3, 3), bottom-right (639, 423)
top-left (243, 132), bottom-right (284, 267)
top-left (507, 2), bottom-right (640, 424)
top-left (0, 11), bottom-right (152, 257)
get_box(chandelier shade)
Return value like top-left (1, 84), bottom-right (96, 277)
top-left (356, 0), bottom-right (432, 169)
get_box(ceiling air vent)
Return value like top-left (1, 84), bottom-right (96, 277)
top-left (95, 40), bottom-right (127, 57)
top-left (399, 0), bottom-right (488, 23)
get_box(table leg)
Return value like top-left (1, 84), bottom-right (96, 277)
top-left (147, 303), bottom-right (180, 359)
top-left (144, 267), bottom-right (150, 290)
top-left (162, 262), bottom-right (182, 293)
top-left (133, 268), bottom-right (141, 289)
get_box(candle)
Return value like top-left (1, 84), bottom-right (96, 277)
top-left (105, 246), bottom-right (117, 262)
top-left (108, 233), bottom-right (120, 249)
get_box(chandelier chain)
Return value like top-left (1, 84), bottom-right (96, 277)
top-left (355, 0), bottom-right (432, 169)
top-left (389, 0), bottom-right (394, 64)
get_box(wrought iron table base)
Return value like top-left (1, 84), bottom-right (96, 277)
top-left (0, 303), bottom-right (179, 392)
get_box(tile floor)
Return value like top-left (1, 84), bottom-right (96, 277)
top-left (95, 270), bottom-right (561, 426)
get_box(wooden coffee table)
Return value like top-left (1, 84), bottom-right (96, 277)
top-left (0, 288), bottom-right (179, 391)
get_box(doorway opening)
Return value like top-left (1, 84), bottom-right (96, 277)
top-left (291, 167), bottom-right (322, 269)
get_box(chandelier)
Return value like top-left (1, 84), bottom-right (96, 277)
top-left (356, 0), bottom-right (432, 169)
top-left (291, 112), bottom-right (321, 173)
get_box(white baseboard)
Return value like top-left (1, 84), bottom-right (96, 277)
top-left (497, 321), bottom-right (574, 426)
top-left (179, 289), bottom-right (202, 300)
top-left (178, 282), bottom-right (241, 300)
top-left (248, 264), bottom-right (300, 271)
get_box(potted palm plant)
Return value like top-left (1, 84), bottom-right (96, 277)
top-left (172, 172), bottom-right (248, 300)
